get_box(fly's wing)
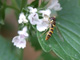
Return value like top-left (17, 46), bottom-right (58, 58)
top-left (56, 26), bottom-right (64, 42)
top-left (39, 29), bottom-right (48, 38)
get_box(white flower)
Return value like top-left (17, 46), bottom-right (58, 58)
top-left (36, 9), bottom-right (51, 32)
top-left (39, 9), bottom-right (51, 17)
top-left (48, 0), bottom-right (62, 11)
top-left (28, 6), bottom-right (37, 13)
top-left (37, 17), bottom-right (49, 32)
top-left (18, 13), bottom-right (28, 24)
top-left (12, 36), bottom-right (26, 48)
top-left (18, 26), bottom-right (29, 37)
top-left (28, 13), bottom-right (40, 25)
top-left (12, 26), bottom-right (29, 48)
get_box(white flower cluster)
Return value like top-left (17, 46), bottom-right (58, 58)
top-left (28, 7), bottom-right (51, 32)
top-left (12, 0), bottom-right (62, 49)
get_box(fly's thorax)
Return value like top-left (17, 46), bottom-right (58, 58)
top-left (49, 17), bottom-right (56, 25)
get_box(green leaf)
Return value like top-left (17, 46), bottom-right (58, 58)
top-left (30, 0), bottom-right (39, 8)
top-left (0, 19), bottom-right (4, 25)
top-left (20, 0), bottom-right (27, 10)
top-left (0, 1), bottom-right (2, 8)
top-left (39, 0), bottom-right (48, 8)
top-left (29, 33), bottom-right (41, 50)
top-left (37, 52), bottom-right (61, 60)
top-left (11, 0), bottom-right (21, 11)
top-left (37, 0), bottom-right (80, 60)
top-left (0, 1), bottom-right (5, 25)
top-left (37, 31), bottom-right (51, 52)
top-left (0, 36), bottom-right (22, 60)
top-left (29, 27), bottom-right (41, 50)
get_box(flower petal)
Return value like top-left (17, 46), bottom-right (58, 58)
top-left (53, 3), bottom-right (62, 11)
top-left (48, 0), bottom-right (62, 11)
top-left (18, 19), bottom-right (23, 23)
top-left (18, 13), bottom-right (28, 24)
top-left (22, 26), bottom-right (27, 32)
top-left (16, 39), bottom-right (26, 48)
top-left (28, 13), bottom-right (39, 25)
top-left (12, 36), bottom-right (19, 43)
top-left (39, 9), bottom-right (51, 17)
top-left (37, 20), bottom-right (49, 32)
top-left (18, 26), bottom-right (28, 35)
top-left (28, 6), bottom-right (37, 13)
top-left (12, 35), bottom-right (26, 49)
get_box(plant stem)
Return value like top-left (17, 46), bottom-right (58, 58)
top-left (19, 49), bottom-right (24, 60)
top-left (6, 5), bottom-right (20, 12)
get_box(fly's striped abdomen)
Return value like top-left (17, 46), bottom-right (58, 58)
top-left (45, 17), bottom-right (56, 40)
top-left (45, 24), bottom-right (54, 40)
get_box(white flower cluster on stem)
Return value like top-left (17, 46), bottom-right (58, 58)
top-left (28, 0), bottom-right (62, 31)
top-left (12, 12), bottom-right (29, 49)
top-left (12, 0), bottom-right (62, 49)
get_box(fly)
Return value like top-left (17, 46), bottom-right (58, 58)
top-left (45, 17), bottom-right (56, 40)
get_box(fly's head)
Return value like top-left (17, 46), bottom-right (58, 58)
top-left (50, 16), bottom-right (56, 21)
top-left (49, 16), bottom-right (56, 24)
